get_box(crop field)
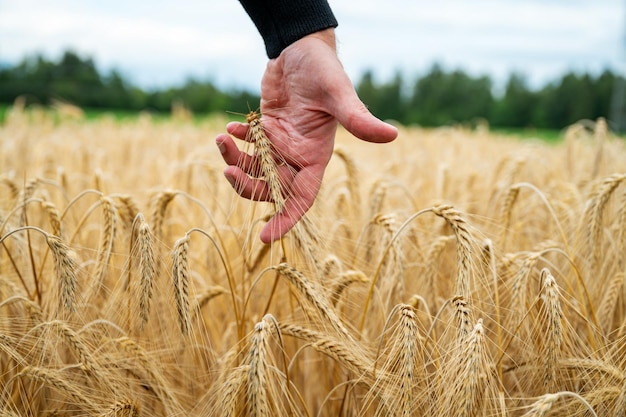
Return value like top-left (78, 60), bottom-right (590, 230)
top-left (1, 103), bottom-right (626, 416)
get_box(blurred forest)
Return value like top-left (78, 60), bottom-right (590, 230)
top-left (0, 50), bottom-right (622, 130)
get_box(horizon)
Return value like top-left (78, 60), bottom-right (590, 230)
top-left (1, 0), bottom-right (624, 92)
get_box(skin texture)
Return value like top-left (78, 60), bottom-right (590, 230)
top-left (216, 28), bottom-right (398, 243)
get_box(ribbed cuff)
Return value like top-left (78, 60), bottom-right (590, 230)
top-left (239, 0), bottom-right (338, 58)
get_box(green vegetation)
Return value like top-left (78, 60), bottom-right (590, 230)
top-left (0, 50), bottom-right (259, 117)
top-left (356, 65), bottom-right (621, 130)
top-left (0, 50), bottom-right (622, 130)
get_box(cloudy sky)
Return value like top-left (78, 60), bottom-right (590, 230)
top-left (0, 0), bottom-right (624, 92)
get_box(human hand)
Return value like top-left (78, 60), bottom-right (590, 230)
top-left (216, 28), bottom-right (398, 243)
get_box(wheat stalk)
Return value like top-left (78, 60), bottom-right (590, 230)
top-left (93, 195), bottom-right (117, 294)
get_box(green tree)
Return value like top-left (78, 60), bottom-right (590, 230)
top-left (492, 73), bottom-right (538, 128)
top-left (408, 64), bottom-right (494, 126)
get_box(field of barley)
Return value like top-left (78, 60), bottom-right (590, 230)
top-left (1, 103), bottom-right (625, 416)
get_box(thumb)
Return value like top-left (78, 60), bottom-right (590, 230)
top-left (333, 91), bottom-right (398, 143)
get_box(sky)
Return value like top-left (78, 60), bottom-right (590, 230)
top-left (0, 0), bottom-right (624, 93)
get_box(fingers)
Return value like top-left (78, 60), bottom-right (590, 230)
top-left (331, 86), bottom-right (399, 144)
top-left (259, 165), bottom-right (323, 243)
top-left (216, 133), bottom-right (257, 173)
top-left (226, 121), bottom-right (252, 141)
top-left (223, 165), bottom-right (273, 202)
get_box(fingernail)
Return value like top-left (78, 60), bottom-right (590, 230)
top-left (224, 170), bottom-right (235, 186)
top-left (216, 138), bottom-right (226, 154)
top-left (226, 122), bottom-right (239, 133)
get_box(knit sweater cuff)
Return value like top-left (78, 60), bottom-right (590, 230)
top-left (239, 0), bottom-right (338, 58)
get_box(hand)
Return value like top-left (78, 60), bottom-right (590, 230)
top-left (216, 28), bottom-right (398, 243)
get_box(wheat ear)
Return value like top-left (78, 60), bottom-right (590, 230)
top-left (101, 400), bottom-right (139, 417)
top-left (172, 234), bottom-right (191, 335)
top-left (219, 366), bottom-right (248, 417)
top-left (499, 184), bottom-right (520, 248)
top-left (45, 319), bottom-right (98, 374)
top-left (330, 270), bottom-right (369, 307)
top-left (456, 319), bottom-right (486, 417)
top-left (334, 147), bottom-right (361, 215)
top-left (321, 254), bottom-right (343, 281)
top-left (247, 314), bottom-right (281, 417)
top-left (279, 322), bottom-right (373, 380)
top-left (46, 234), bottom-right (78, 314)
top-left (538, 268), bottom-right (563, 389)
top-left (115, 194), bottom-right (140, 232)
top-left (94, 196), bottom-right (117, 293)
top-left (41, 200), bottom-right (62, 237)
top-left (591, 117), bottom-right (607, 178)
top-left (597, 273), bottom-right (624, 335)
top-left (18, 366), bottom-right (87, 405)
top-left (0, 176), bottom-right (19, 201)
top-left (616, 372), bottom-right (626, 417)
top-left (274, 263), bottom-right (353, 340)
top-left (135, 214), bottom-right (155, 330)
top-left (522, 392), bottom-right (598, 417)
top-left (193, 285), bottom-right (227, 316)
top-left (246, 111), bottom-right (285, 213)
top-left (453, 295), bottom-right (473, 343)
top-left (424, 235), bottom-right (454, 303)
top-left (585, 173), bottom-right (625, 266)
top-left (397, 305), bottom-right (421, 416)
top-left (432, 204), bottom-right (473, 299)
top-left (151, 190), bottom-right (177, 240)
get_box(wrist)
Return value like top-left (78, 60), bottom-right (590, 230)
top-left (305, 28), bottom-right (336, 52)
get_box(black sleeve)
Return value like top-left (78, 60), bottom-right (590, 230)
top-left (238, 0), bottom-right (338, 59)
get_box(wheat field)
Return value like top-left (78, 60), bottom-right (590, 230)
top-left (1, 103), bottom-right (625, 416)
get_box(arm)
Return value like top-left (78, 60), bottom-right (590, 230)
top-left (238, 0), bottom-right (338, 58)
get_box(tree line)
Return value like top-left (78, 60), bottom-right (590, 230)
top-left (0, 50), bottom-right (623, 129)
top-left (0, 51), bottom-right (258, 116)
top-left (356, 65), bottom-right (621, 129)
